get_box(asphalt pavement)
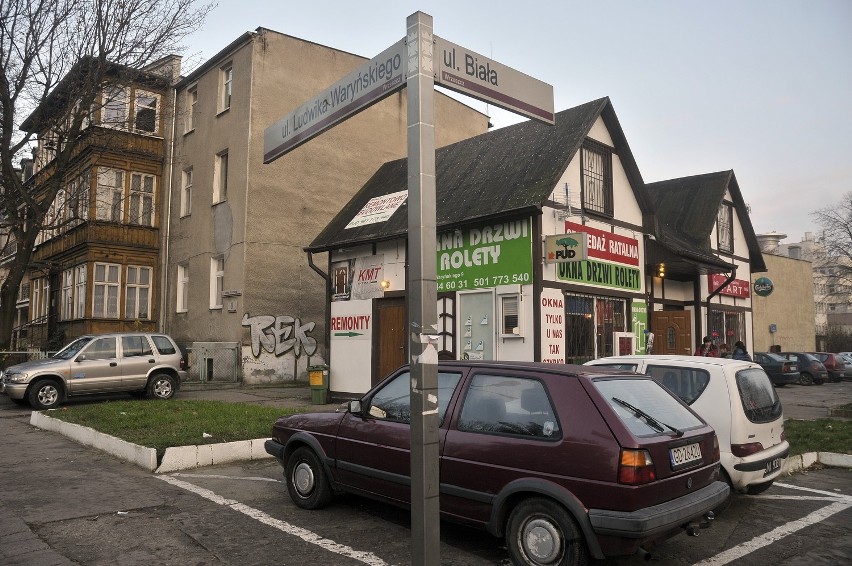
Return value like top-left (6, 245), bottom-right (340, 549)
top-left (1, 378), bottom-right (850, 565)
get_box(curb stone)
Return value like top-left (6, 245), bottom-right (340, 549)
top-left (31, 410), bottom-right (852, 475)
top-left (30, 411), bottom-right (272, 473)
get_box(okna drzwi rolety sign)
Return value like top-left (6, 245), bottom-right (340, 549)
top-left (437, 219), bottom-right (533, 291)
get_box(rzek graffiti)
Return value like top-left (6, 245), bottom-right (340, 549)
top-left (242, 314), bottom-right (318, 358)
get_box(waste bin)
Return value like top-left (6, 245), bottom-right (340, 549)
top-left (308, 364), bottom-right (329, 405)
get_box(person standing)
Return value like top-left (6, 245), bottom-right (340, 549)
top-left (732, 341), bottom-right (752, 361)
top-left (694, 336), bottom-right (718, 357)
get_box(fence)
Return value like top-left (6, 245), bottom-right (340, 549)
top-left (182, 342), bottom-right (241, 384)
top-left (0, 350), bottom-right (53, 370)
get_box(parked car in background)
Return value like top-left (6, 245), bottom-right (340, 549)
top-left (753, 352), bottom-right (800, 386)
top-left (266, 361), bottom-right (727, 564)
top-left (809, 353), bottom-right (847, 382)
top-left (778, 352), bottom-right (829, 385)
top-left (585, 356), bottom-right (789, 495)
top-left (839, 352), bottom-right (852, 369)
top-left (0, 333), bottom-right (186, 410)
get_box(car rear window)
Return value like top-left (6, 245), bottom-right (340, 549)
top-left (588, 362), bottom-right (639, 372)
top-left (593, 378), bottom-right (704, 437)
top-left (646, 365), bottom-right (710, 405)
top-left (458, 374), bottom-right (560, 439)
top-left (735, 368), bottom-right (782, 423)
top-left (151, 335), bottom-right (177, 355)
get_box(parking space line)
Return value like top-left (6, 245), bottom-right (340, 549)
top-left (694, 501), bottom-right (851, 566)
top-left (774, 481), bottom-right (852, 503)
top-left (156, 475), bottom-right (392, 566)
top-left (171, 472), bottom-right (281, 483)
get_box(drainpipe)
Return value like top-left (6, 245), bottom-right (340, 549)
top-left (160, 79), bottom-right (178, 334)
top-left (705, 268), bottom-right (736, 338)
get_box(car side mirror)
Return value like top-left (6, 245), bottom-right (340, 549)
top-left (75, 354), bottom-right (86, 362)
top-left (348, 400), bottom-right (362, 414)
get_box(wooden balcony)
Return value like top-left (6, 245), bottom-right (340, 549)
top-left (33, 222), bottom-right (159, 262)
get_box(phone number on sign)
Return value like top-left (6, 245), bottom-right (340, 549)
top-left (439, 273), bottom-right (531, 291)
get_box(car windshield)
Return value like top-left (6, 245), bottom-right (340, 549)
top-left (52, 336), bottom-right (92, 360)
top-left (735, 368), bottom-right (782, 423)
top-left (593, 377), bottom-right (703, 437)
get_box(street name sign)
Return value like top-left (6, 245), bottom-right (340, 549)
top-left (263, 38), bottom-right (407, 163)
top-left (434, 36), bottom-right (554, 125)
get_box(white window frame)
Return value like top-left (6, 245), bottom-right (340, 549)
top-left (93, 262), bottom-right (121, 319)
top-left (101, 86), bottom-right (128, 130)
top-left (177, 263), bottom-right (189, 313)
top-left (213, 150), bottom-right (228, 203)
top-left (133, 90), bottom-right (160, 135)
top-left (125, 265), bottom-right (152, 320)
top-left (220, 64), bottom-right (233, 112)
top-left (74, 264), bottom-right (87, 318)
top-left (96, 167), bottom-right (124, 222)
top-left (185, 85), bottom-right (198, 132)
top-left (499, 293), bottom-right (522, 337)
top-left (61, 269), bottom-right (74, 321)
top-left (210, 256), bottom-right (224, 309)
top-left (31, 277), bottom-right (50, 321)
top-left (129, 172), bottom-right (155, 226)
top-left (181, 168), bottom-right (192, 217)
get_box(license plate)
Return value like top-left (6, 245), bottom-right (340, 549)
top-left (764, 458), bottom-right (782, 476)
top-left (670, 443), bottom-right (702, 468)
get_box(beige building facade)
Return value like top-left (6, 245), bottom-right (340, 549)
top-left (162, 28), bottom-right (488, 382)
top-left (750, 253), bottom-right (816, 352)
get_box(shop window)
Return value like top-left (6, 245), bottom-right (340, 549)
top-left (581, 139), bottom-right (613, 216)
top-left (565, 294), bottom-right (595, 363)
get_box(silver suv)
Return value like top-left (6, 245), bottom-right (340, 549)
top-left (0, 333), bottom-right (187, 410)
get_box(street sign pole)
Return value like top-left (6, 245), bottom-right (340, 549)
top-left (406, 11), bottom-right (440, 566)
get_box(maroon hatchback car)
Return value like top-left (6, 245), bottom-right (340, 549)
top-left (266, 361), bottom-right (728, 565)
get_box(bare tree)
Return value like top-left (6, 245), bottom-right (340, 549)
top-left (0, 0), bottom-right (214, 348)
top-left (811, 191), bottom-right (852, 332)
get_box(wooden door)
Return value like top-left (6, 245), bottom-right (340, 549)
top-left (376, 298), bottom-right (407, 386)
top-left (651, 310), bottom-right (693, 355)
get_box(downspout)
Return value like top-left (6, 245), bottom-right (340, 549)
top-left (705, 268), bottom-right (736, 337)
top-left (160, 79), bottom-right (179, 333)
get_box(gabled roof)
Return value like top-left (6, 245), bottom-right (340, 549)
top-left (646, 170), bottom-right (766, 275)
top-left (308, 97), bottom-right (650, 252)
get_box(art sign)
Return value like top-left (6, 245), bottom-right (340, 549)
top-left (708, 274), bottom-right (751, 299)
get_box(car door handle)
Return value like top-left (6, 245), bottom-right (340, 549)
top-left (148, 359), bottom-right (156, 363)
top-left (110, 362), bottom-right (117, 367)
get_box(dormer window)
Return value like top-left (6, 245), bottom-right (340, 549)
top-left (581, 139), bottom-right (613, 217)
top-left (717, 202), bottom-right (733, 253)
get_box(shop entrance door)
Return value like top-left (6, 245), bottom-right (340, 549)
top-left (651, 310), bottom-right (693, 355)
top-left (375, 297), bottom-right (407, 386)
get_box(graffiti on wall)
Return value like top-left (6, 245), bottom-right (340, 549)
top-left (241, 313), bottom-right (319, 358)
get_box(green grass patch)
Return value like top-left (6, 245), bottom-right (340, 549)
top-left (48, 399), bottom-right (303, 457)
top-left (784, 419), bottom-right (852, 455)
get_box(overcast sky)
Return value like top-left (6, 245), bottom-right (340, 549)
top-left (184, 0), bottom-right (851, 245)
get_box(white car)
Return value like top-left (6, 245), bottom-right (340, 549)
top-left (585, 355), bottom-right (788, 494)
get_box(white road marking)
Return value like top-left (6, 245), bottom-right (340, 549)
top-left (156, 474), bottom-right (393, 566)
top-left (695, 481), bottom-right (852, 566)
top-left (171, 472), bottom-right (281, 483)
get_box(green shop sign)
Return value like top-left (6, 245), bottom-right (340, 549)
top-left (557, 259), bottom-right (642, 290)
top-left (437, 219), bottom-right (533, 291)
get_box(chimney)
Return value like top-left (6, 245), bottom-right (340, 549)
top-left (756, 232), bottom-right (787, 254)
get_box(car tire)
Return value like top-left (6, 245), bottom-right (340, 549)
top-left (799, 372), bottom-right (813, 386)
top-left (147, 374), bottom-right (176, 400)
top-left (27, 379), bottom-right (63, 410)
top-left (285, 446), bottom-right (333, 510)
top-left (506, 497), bottom-right (588, 566)
top-left (746, 480), bottom-right (774, 495)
